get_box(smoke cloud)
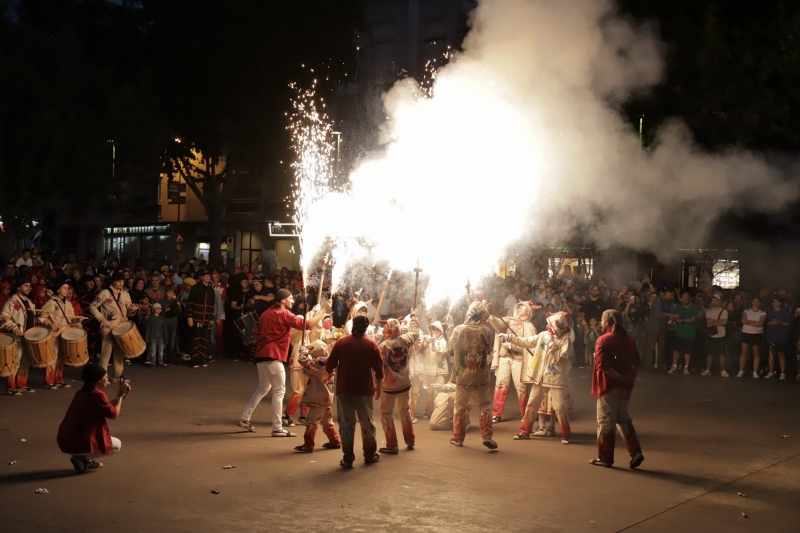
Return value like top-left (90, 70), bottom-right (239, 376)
top-left (299, 0), bottom-right (799, 302)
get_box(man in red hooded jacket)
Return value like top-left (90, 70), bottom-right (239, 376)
top-left (590, 309), bottom-right (644, 469)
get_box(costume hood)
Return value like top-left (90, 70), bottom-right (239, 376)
top-left (546, 312), bottom-right (570, 337)
top-left (464, 301), bottom-right (489, 325)
top-left (514, 301), bottom-right (532, 320)
top-left (383, 318), bottom-right (401, 339)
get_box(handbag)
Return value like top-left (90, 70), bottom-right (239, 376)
top-left (706, 309), bottom-right (723, 337)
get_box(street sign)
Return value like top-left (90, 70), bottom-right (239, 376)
top-left (168, 182), bottom-right (187, 201)
top-left (168, 196), bottom-right (186, 205)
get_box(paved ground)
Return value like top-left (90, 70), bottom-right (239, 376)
top-left (1, 359), bottom-right (799, 533)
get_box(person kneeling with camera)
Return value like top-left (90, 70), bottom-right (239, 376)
top-left (56, 364), bottom-right (131, 473)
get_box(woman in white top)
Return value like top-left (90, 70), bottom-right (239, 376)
top-left (738, 297), bottom-right (766, 378)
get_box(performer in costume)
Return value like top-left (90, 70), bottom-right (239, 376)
top-left (293, 340), bottom-right (341, 453)
top-left (487, 302), bottom-right (536, 423)
top-left (429, 382), bottom-right (471, 431)
top-left (498, 312), bottom-right (573, 444)
top-left (378, 311), bottom-right (420, 454)
top-left (185, 270), bottom-right (216, 368)
top-left (1, 280), bottom-right (39, 394)
top-left (285, 303), bottom-right (331, 425)
top-left (420, 320), bottom-right (449, 418)
top-left (88, 272), bottom-right (137, 382)
top-left (41, 282), bottom-right (81, 389)
top-left (448, 301), bottom-right (497, 449)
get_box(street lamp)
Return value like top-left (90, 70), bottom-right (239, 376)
top-left (107, 139), bottom-right (115, 180)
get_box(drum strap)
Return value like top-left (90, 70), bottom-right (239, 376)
top-left (110, 289), bottom-right (127, 321)
top-left (17, 295), bottom-right (35, 330)
top-left (53, 298), bottom-right (70, 330)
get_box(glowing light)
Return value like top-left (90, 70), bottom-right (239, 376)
top-left (287, 80), bottom-right (336, 285)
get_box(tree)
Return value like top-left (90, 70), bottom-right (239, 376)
top-left (140, 0), bottom-right (361, 267)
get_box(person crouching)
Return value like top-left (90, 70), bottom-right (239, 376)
top-left (56, 364), bottom-right (131, 473)
top-left (293, 341), bottom-right (341, 453)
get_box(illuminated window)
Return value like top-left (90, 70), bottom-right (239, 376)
top-left (712, 260), bottom-right (740, 289)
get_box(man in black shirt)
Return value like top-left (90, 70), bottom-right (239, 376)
top-left (581, 285), bottom-right (607, 324)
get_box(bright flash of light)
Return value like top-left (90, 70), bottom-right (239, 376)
top-left (296, 48), bottom-right (550, 304)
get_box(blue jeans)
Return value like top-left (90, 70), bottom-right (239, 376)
top-left (148, 339), bottom-right (165, 365)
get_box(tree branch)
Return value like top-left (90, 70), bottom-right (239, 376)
top-left (173, 156), bottom-right (208, 211)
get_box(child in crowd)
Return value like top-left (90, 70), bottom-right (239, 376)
top-left (162, 288), bottom-right (181, 365)
top-left (144, 303), bottom-right (167, 367)
top-left (585, 317), bottom-right (601, 368)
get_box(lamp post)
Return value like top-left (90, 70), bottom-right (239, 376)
top-left (107, 139), bottom-right (116, 180)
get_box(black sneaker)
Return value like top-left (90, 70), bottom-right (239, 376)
top-left (7, 390), bottom-right (22, 396)
top-left (282, 415), bottom-right (295, 427)
top-left (70, 455), bottom-right (86, 474)
top-left (297, 416), bottom-right (308, 425)
top-left (19, 387), bottom-right (35, 393)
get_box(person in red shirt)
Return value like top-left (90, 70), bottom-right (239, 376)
top-left (237, 289), bottom-right (330, 436)
top-left (56, 364), bottom-right (131, 473)
top-left (590, 309), bottom-right (644, 469)
top-left (326, 315), bottom-right (384, 468)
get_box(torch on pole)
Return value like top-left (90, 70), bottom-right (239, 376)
top-left (372, 280), bottom-right (389, 326)
top-left (412, 261), bottom-right (422, 310)
top-left (317, 253), bottom-right (329, 306)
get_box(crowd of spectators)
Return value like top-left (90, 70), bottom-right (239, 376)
top-left (2, 248), bottom-right (799, 382)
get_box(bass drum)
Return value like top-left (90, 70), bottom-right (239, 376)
top-left (234, 312), bottom-right (258, 346)
top-left (0, 334), bottom-right (16, 378)
top-left (24, 327), bottom-right (56, 368)
top-left (60, 327), bottom-right (90, 367)
top-left (111, 321), bottom-right (146, 358)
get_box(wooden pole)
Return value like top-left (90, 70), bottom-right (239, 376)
top-left (412, 262), bottom-right (422, 310)
top-left (372, 280), bottom-right (388, 326)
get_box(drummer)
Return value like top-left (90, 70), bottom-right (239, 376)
top-left (41, 282), bottom-right (81, 390)
top-left (88, 272), bottom-right (138, 382)
top-left (0, 279), bottom-right (39, 395)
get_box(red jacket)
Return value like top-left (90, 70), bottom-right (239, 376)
top-left (56, 388), bottom-right (116, 454)
top-left (592, 330), bottom-right (640, 398)
top-left (253, 306), bottom-right (306, 363)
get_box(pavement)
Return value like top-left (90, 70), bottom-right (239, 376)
top-left (1, 359), bottom-right (799, 533)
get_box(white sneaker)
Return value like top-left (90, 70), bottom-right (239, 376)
top-left (752, 372), bottom-right (759, 379)
top-left (667, 366), bottom-right (679, 375)
top-left (721, 370), bottom-right (730, 378)
top-left (765, 372), bottom-right (774, 379)
top-left (701, 369), bottom-right (711, 376)
top-left (779, 373), bottom-right (786, 380)
top-left (683, 368), bottom-right (690, 375)
top-left (736, 371), bottom-right (743, 378)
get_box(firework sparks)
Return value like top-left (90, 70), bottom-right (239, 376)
top-left (288, 79), bottom-right (336, 284)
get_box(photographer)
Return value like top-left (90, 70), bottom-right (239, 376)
top-left (57, 364), bottom-right (131, 473)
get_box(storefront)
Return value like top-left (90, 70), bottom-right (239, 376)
top-left (103, 225), bottom-right (172, 260)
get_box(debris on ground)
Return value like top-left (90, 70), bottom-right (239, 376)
top-left (222, 465), bottom-right (236, 469)
top-left (741, 512), bottom-right (748, 518)
top-left (8, 461), bottom-right (16, 465)
top-left (210, 490), bottom-right (219, 495)
top-left (779, 435), bottom-right (791, 439)
top-left (20, 439), bottom-right (26, 442)
top-left (35, 488), bottom-right (49, 494)
top-left (737, 492), bottom-right (747, 498)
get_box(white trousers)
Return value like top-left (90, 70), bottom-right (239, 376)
top-left (73, 436), bottom-right (121, 459)
top-left (241, 360), bottom-right (286, 432)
